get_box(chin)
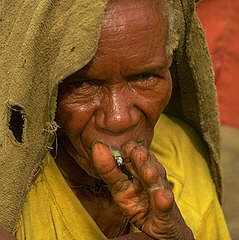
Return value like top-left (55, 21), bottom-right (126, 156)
top-left (75, 154), bottom-right (102, 179)
top-left (84, 164), bottom-right (101, 179)
top-left (85, 168), bottom-right (101, 179)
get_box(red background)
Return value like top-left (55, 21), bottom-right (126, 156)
top-left (197, 0), bottom-right (239, 129)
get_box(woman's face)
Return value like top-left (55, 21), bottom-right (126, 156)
top-left (56, 0), bottom-right (172, 177)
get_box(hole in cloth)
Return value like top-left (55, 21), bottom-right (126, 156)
top-left (9, 105), bottom-right (25, 143)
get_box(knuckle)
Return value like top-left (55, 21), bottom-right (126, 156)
top-left (142, 165), bottom-right (159, 184)
top-left (150, 156), bottom-right (167, 178)
top-left (112, 178), bottom-right (130, 193)
top-left (131, 145), bottom-right (148, 161)
top-left (121, 141), bottom-right (138, 157)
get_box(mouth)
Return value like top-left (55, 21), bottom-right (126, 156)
top-left (80, 138), bottom-right (146, 170)
top-left (89, 139), bottom-right (146, 152)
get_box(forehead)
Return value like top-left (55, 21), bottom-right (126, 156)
top-left (81, 0), bottom-right (169, 77)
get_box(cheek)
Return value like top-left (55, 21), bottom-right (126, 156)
top-left (56, 99), bottom-right (97, 137)
top-left (138, 79), bottom-right (172, 123)
top-left (140, 81), bottom-right (171, 146)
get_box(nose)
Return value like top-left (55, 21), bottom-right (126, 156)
top-left (95, 90), bottom-right (140, 134)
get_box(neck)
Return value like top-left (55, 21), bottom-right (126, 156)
top-left (53, 138), bottom-right (130, 238)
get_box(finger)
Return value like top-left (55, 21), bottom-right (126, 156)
top-left (121, 141), bottom-right (140, 161)
top-left (121, 141), bottom-right (141, 179)
top-left (129, 146), bottom-right (173, 215)
top-left (129, 145), bottom-right (167, 188)
top-left (122, 142), bottom-right (172, 213)
top-left (92, 143), bottom-right (130, 192)
top-left (123, 144), bottom-right (175, 221)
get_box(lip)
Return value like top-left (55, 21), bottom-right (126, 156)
top-left (88, 139), bottom-right (146, 152)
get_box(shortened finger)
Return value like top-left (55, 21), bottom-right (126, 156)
top-left (129, 146), bottom-right (161, 184)
top-left (130, 145), bottom-right (150, 170)
top-left (121, 141), bottom-right (141, 179)
top-left (128, 146), bottom-right (169, 191)
top-left (121, 141), bottom-right (140, 162)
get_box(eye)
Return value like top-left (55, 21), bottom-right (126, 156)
top-left (58, 79), bottom-right (99, 101)
top-left (137, 72), bottom-right (154, 81)
top-left (69, 78), bottom-right (103, 88)
top-left (129, 72), bottom-right (161, 89)
top-left (69, 80), bottom-right (85, 88)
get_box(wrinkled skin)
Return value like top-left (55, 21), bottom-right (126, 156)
top-left (55, 0), bottom-right (194, 239)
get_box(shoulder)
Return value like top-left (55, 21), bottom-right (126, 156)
top-left (152, 113), bottom-right (206, 152)
top-left (150, 113), bottom-right (220, 236)
top-left (150, 113), bottom-right (212, 187)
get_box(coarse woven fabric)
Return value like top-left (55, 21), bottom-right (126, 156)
top-left (0, 0), bottom-right (220, 233)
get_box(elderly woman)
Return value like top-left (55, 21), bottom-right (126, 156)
top-left (0, 0), bottom-right (231, 239)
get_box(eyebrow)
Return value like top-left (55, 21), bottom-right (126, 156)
top-left (72, 58), bottom-right (172, 81)
top-left (124, 61), bottom-right (170, 77)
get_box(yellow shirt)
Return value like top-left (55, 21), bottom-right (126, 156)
top-left (16, 114), bottom-right (231, 240)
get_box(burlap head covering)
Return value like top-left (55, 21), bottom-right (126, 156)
top-left (0, 0), bottom-right (220, 233)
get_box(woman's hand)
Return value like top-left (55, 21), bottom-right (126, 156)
top-left (92, 142), bottom-right (194, 240)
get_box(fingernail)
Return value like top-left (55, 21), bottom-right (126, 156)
top-left (91, 141), bottom-right (107, 150)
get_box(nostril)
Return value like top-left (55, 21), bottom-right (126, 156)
top-left (95, 107), bottom-right (139, 134)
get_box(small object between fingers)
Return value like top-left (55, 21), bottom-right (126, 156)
top-left (111, 148), bottom-right (134, 180)
top-left (111, 148), bottom-right (124, 166)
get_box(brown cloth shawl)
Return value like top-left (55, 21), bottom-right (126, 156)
top-left (0, 0), bottom-right (220, 233)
